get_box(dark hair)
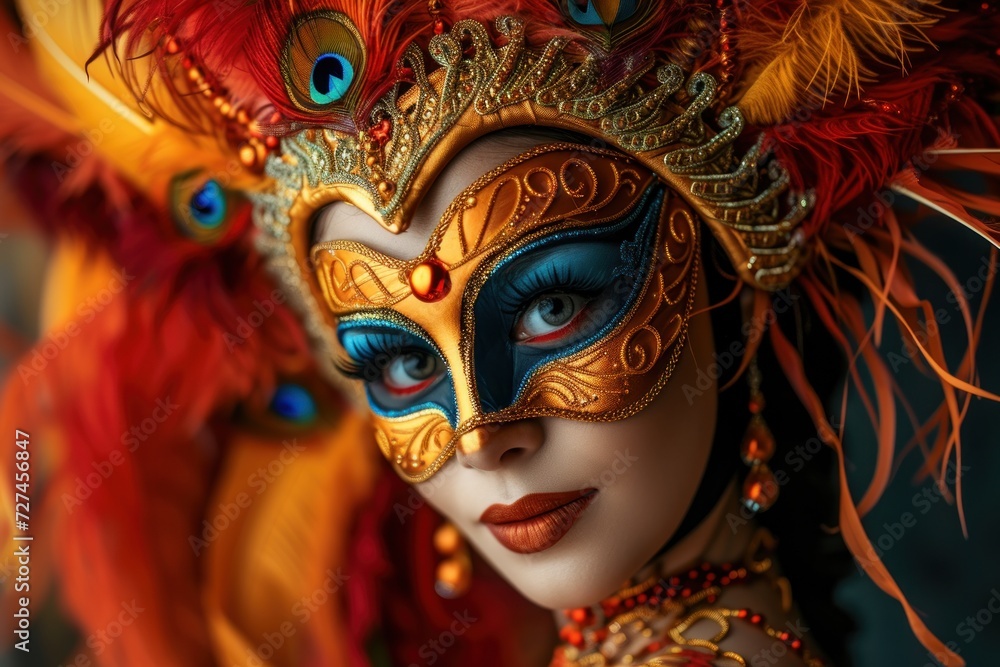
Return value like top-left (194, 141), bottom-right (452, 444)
top-left (490, 125), bottom-right (858, 659)
top-left (703, 233), bottom-right (858, 664)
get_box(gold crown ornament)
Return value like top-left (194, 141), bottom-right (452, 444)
top-left (253, 14), bottom-right (812, 480)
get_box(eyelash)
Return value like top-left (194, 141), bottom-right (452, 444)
top-left (335, 332), bottom-right (430, 382)
top-left (498, 262), bottom-right (609, 313)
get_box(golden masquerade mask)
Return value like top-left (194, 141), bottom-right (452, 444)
top-left (311, 144), bottom-right (698, 480)
top-left (253, 14), bottom-right (810, 480)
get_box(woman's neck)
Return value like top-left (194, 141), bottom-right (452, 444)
top-left (551, 484), bottom-right (823, 666)
top-left (632, 481), bottom-right (753, 585)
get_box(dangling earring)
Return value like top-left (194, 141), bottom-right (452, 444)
top-left (740, 357), bottom-right (779, 513)
top-left (434, 521), bottom-right (471, 598)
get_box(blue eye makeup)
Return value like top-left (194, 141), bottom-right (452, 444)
top-left (337, 319), bottom-right (457, 421)
top-left (332, 183), bottom-right (664, 421)
top-left (472, 183), bottom-right (664, 413)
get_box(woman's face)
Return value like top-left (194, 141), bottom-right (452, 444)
top-left (314, 132), bottom-right (719, 610)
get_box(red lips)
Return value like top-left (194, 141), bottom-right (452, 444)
top-left (480, 489), bottom-right (597, 554)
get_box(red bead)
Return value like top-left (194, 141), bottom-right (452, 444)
top-left (569, 607), bottom-right (593, 625)
top-left (558, 625), bottom-right (584, 647)
top-left (737, 609), bottom-right (748, 619)
top-left (749, 613), bottom-right (764, 625)
top-left (409, 258), bottom-right (451, 302)
top-left (433, 18), bottom-right (445, 34)
top-left (748, 392), bottom-right (766, 414)
top-left (791, 639), bottom-right (803, 651)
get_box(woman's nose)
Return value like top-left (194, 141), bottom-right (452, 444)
top-left (455, 420), bottom-right (544, 471)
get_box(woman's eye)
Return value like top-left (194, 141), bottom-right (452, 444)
top-left (382, 351), bottom-right (445, 396)
top-left (513, 293), bottom-right (590, 347)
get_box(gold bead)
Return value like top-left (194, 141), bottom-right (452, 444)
top-left (433, 523), bottom-right (461, 555)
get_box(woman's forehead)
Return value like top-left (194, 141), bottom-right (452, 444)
top-left (313, 130), bottom-right (555, 259)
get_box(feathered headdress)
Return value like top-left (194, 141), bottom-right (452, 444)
top-left (6, 0), bottom-right (1000, 665)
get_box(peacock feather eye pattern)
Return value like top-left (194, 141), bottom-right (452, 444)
top-left (566, 0), bottom-right (639, 26)
top-left (282, 10), bottom-right (366, 114)
top-left (169, 169), bottom-right (244, 243)
top-left (188, 179), bottom-right (226, 228)
top-left (562, 0), bottom-right (651, 49)
top-left (268, 383), bottom-right (318, 424)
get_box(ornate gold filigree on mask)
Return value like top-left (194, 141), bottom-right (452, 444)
top-left (309, 145), bottom-right (697, 481)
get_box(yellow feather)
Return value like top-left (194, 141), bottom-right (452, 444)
top-left (735, 0), bottom-right (942, 125)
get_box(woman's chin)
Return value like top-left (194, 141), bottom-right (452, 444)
top-left (471, 537), bottom-right (644, 611)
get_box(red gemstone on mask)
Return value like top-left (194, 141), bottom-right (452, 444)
top-left (370, 118), bottom-right (392, 145)
top-left (409, 259), bottom-right (451, 302)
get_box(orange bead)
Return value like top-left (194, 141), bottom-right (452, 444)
top-left (740, 415), bottom-right (775, 465)
top-left (238, 144), bottom-right (257, 167)
top-left (742, 463), bottom-right (779, 512)
top-left (409, 258), bottom-right (451, 302)
top-left (433, 523), bottom-right (462, 555)
top-left (435, 556), bottom-right (470, 598)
